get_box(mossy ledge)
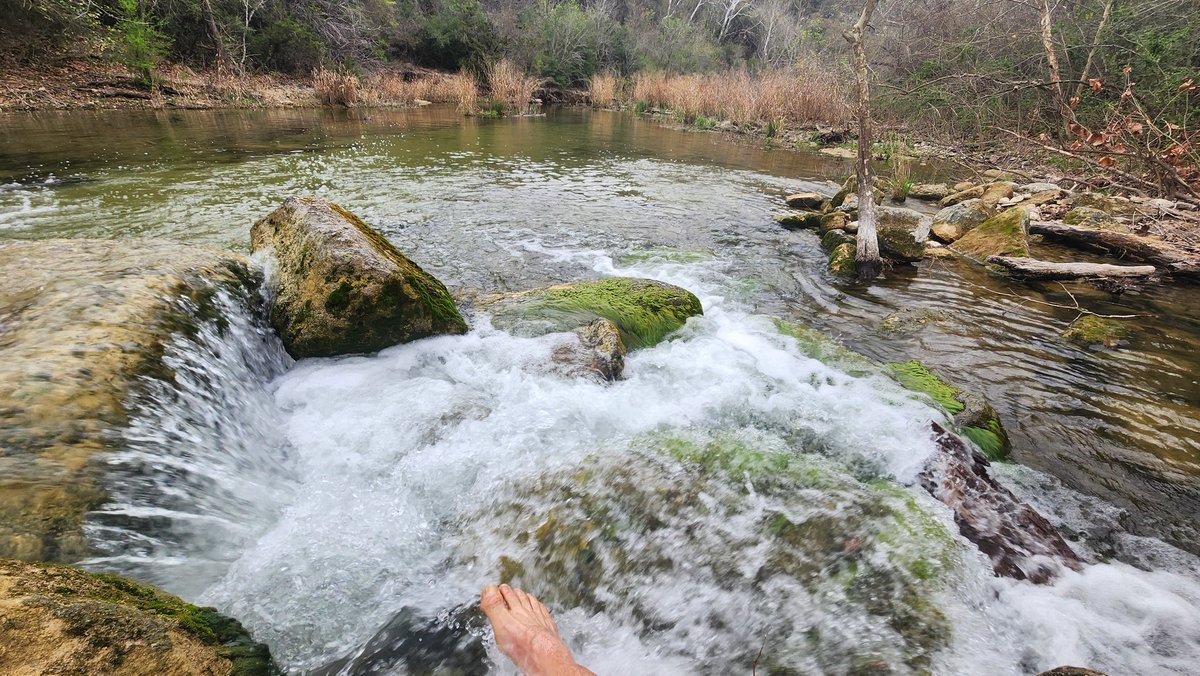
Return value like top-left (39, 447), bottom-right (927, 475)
top-left (885, 360), bottom-right (1011, 461)
top-left (251, 196), bottom-right (467, 358)
top-left (0, 558), bottom-right (274, 675)
top-left (482, 277), bottom-right (703, 349)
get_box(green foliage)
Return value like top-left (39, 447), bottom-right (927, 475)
top-left (250, 15), bottom-right (325, 74)
top-left (114, 0), bottom-right (170, 87)
top-left (634, 100), bottom-right (650, 114)
top-left (405, 0), bottom-right (499, 72)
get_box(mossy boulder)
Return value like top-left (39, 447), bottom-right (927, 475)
top-left (457, 432), bottom-right (957, 673)
top-left (481, 277), bottom-right (703, 349)
top-left (818, 210), bottom-right (849, 233)
top-left (876, 206), bottom-right (932, 262)
top-left (821, 228), bottom-right (855, 252)
top-left (951, 206), bottom-right (1030, 261)
top-left (0, 239), bottom-right (257, 562)
top-left (1062, 315), bottom-right (1127, 348)
top-left (774, 211), bottom-right (824, 230)
top-left (828, 242), bottom-right (858, 276)
top-left (1064, 206), bottom-right (1126, 231)
top-left (931, 198), bottom-right (995, 243)
top-left (0, 559), bottom-right (273, 675)
top-left (251, 196), bottom-right (467, 358)
top-left (885, 360), bottom-right (1011, 461)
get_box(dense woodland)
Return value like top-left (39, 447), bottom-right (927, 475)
top-left (3, 1), bottom-right (1199, 141)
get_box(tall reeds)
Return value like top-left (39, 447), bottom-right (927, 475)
top-left (588, 71), bottom-right (618, 108)
top-left (446, 70), bottom-right (478, 113)
top-left (487, 59), bottom-right (542, 115)
top-left (630, 66), bottom-right (850, 127)
top-left (314, 67), bottom-right (479, 110)
top-left (312, 67), bottom-right (360, 106)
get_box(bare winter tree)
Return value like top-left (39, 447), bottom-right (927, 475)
top-left (844, 0), bottom-right (882, 279)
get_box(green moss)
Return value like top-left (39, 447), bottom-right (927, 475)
top-left (962, 422), bottom-right (1006, 462)
top-left (325, 281), bottom-right (353, 311)
top-left (885, 360), bottom-right (964, 414)
top-left (828, 242), bottom-right (857, 275)
top-left (775, 212), bottom-right (824, 230)
top-left (1062, 314), bottom-right (1127, 348)
top-left (506, 278), bottom-right (703, 349)
top-left (950, 206), bottom-right (1029, 260)
top-left (820, 229), bottom-right (854, 252)
top-left (773, 319), bottom-right (876, 376)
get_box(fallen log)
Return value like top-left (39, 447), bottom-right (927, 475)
top-left (987, 256), bottom-right (1157, 280)
top-left (1029, 221), bottom-right (1200, 278)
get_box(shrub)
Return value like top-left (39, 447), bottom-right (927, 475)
top-left (588, 71), bottom-right (618, 107)
top-left (114, 0), bottom-right (170, 88)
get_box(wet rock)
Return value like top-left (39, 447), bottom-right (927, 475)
top-left (821, 228), bottom-right (855, 251)
top-left (0, 239), bottom-right (257, 562)
top-left (576, 317), bottom-right (626, 381)
top-left (0, 558), bottom-right (273, 675)
top-left (456, 433), bottom-right (957, 673)
top-left (785, 191), bottom-right (826, 209)
top-left (1064, 206), bottom-right (1125, 231)
top-left (481, 277), bottom-right (703, 349)
top-left (818, 210), bottom-right (849, 233)
top-left (1037, 668), bottom-right (1107, 676)
top-left (885, 360), bottom-right (1010, 461)
top-left (931, 199), bottom-right (995, 243)
top-left (1062, 315), bottom-right (1127, 348)
top-left (909, 183), bottom-right (951, 201)
top-left (774, 211), bottom-right (823, 230)
top-left (878, 308), bottom-right (948, 334)
top-left (251, 196), bottom-right (467, 358)
top-left (922, 422), bottom-right (1083, 583)
top-left (827, 176), bottom-right (855, 210)
top-left (876, 206), bottom-right (932, 262)
top-left (828, 242), bottom-right (858, 276)
top-left (925, 242), bottom-right (955, 258)
top-left (952, 181), bottom-right (975, 191)
top-left (311, 605), bottom-right (487, 676)
top-left (950, 206), bottom-right (1030, 261)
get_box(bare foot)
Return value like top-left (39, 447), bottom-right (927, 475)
top-left (481, 584), bottom-right (595, 676)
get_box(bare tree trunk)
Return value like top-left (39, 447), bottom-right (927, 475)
top-left (1038, 0), bottom-right (1072, 133)
top-left (201, 0), bottom-right (235, 74)
top-left (843, 0), bottom-right (882, 279)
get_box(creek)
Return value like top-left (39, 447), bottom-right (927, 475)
top-left (2, 107), bottom-right (1199, 674)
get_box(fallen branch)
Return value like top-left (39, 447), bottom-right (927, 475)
top-left (988, 256), bottom-right (1157, 280)
top-left (1029, 221), bottom-right (1200, 277)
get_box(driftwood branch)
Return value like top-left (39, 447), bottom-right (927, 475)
top-left (988, 256), bottom-right (1156, 280)
top-left (1029, 221), bottom-right (1200, 277)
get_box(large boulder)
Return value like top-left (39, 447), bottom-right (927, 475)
top-left (908, 182), bottom-right (951, 201)
top-left (481, 277), bottom-right (703, 349)
top-left (0, 239), bottom-right (256, 562)
top-left (876, 206), bottom-right (932, 262)
top-left (784, 191), bottom-right (826, 209)
top-left (931, 199), bottom-right (995, 243)
top-left (951, 206), bottom-right (1030, 260)
top-left (0, 559), bottom-right (272, 675)
top-left (251, 196), bottom-right (467, 358)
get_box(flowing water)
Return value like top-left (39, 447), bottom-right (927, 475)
top-left (2, 107), bottom-right (1200, 674)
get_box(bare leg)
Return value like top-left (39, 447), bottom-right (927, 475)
top-left (480, 584), bottom-right (596, 676)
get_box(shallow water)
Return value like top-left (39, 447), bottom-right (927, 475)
top-left (2, 107), bottom-right (1199, 673)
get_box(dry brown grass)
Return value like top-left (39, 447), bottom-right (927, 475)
top-left (488, 59), bottom-right (542, 115)
top-left (630, 66), bottom-right (850, 127)
top-left (312, 67), bottom-right (359, 106)
top-left (588, 72), bottom-right (619, 108)
top-left (358, 71), bottom-right (473, 106)
top-left (445, 70), bottom-right (478, 113)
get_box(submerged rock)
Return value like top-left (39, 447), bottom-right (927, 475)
top-left (876, 206), bottom-right (932, 262)
top-left (878, 308), bottom-right (949, 334)
top-left (251, 196), bottom-right (467, 358)
top-left (0, 239), bottom-right (257, 562)
top-left (455, 432), bottom-right (958, 673)
top-left (922, 422), bottom-right (1082, 582)
top-left (0, 558), bottom-right (273, 674)
top-left (1062, 315), bottom-right (1128, 348)
top-left (951, 206), bottom-right (1030, 260)
top-left (481, 277), bottom-right (703, 349)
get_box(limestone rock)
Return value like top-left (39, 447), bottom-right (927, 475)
top-left (876, 206), bottom-right (932, 262)
top-left (820, 228), bottom-right (855, 252)
top-left (980, 181), bottom-right (1016, 208)
top-left (951, 206), bottom-right (1030, 260)
top-left (818, 210), bottom-right (848, 234)
top-left (251, 196), bottom-right (467, 358)
top-left (940, 184), bottom-right (984, 207)
top-left (481, 277), bottom-right (703, 349)
top-left (0, 239), bottom-right (256, 562)
top-left (1021, 182), bottom-right (1063, 194)
top-left (1064, 206), bottom-right (1126, 231)
top-left (885, 360), bottom-right (1011, 462)
top-left (828, 242), bottom-right (857, 276)
top-left (576, 318), bottom-right (626, 381)
top-left (785, 191), bottom-right (825, 209)
top-left (909, 183), bottom-right (951, 200)
top-left (774, 211), bottom-right (823, 230)
top-left (931, 199), bottom-right (995, 243)
top-left (0, 558), bottom-right (273, 675)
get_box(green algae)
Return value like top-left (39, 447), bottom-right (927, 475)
top-left (1062, 314), bottom-right (1128, 348)
top-left (950, 206), bottom-right (1030, 260)
top-left (885, 360), bottom-right (964, 414)
top-left (884, 360), bottom-right (1010, 461)
top-left (773, 318), bottom-right (876, 376)
top-left (616, 247), bottom-right (714, 265)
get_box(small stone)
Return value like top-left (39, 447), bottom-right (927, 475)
top-left (820, 228), bottom-right (854, 251)
top-left (819, 210), bottom-right (849, 233)
top-left (785, 191), bottom-right (826, 209)
top-left (1021, 181), bottom-right (1062, 194)
top-left (876, 206), bottom-right (932, 262)
top-left (775, 212), bottom-right (823, 230)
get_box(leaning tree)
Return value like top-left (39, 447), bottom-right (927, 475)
top-left (843, 0), bottom-right (882, 279)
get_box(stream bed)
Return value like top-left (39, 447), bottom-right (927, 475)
top-left (2, 106), bottom-right (1199, 674)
